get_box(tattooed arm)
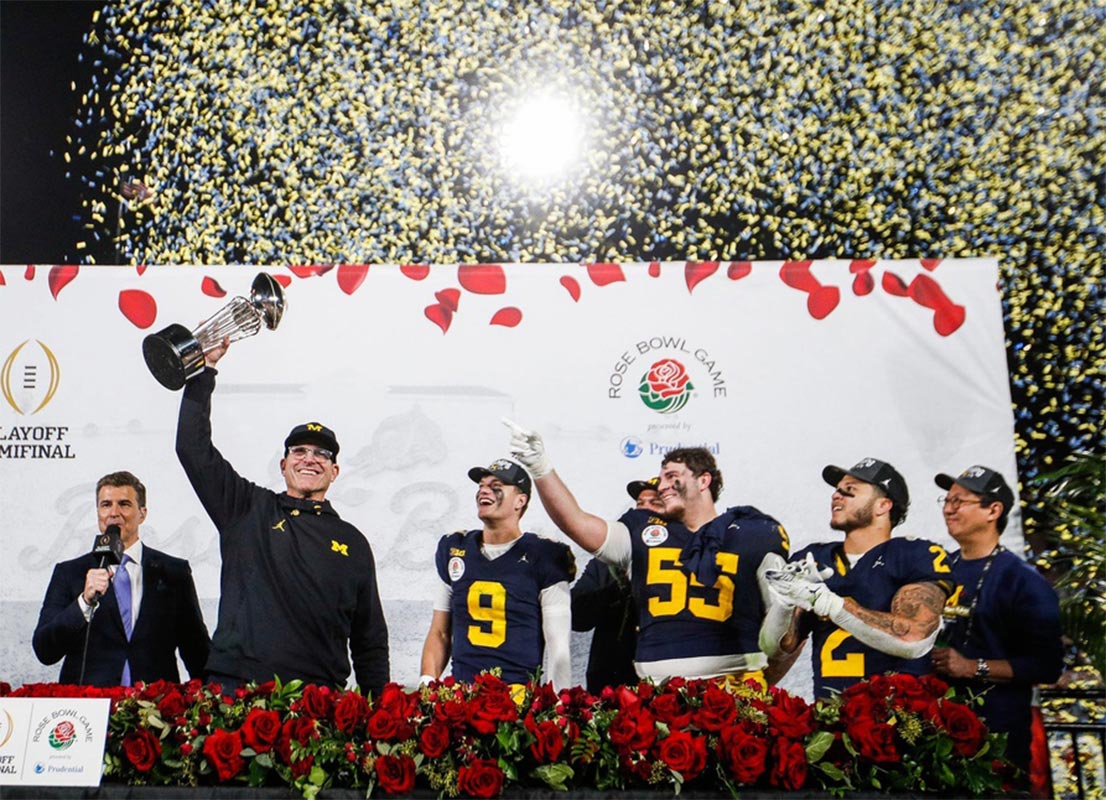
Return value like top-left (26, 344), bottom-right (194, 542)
top-left (829, 582), bottom-right (946, 658)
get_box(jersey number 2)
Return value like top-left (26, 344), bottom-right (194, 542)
top-left (467, 581), bottom-right (507, 647)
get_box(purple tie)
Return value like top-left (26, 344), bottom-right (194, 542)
top-left (114, 554), bottom-right (133, 686)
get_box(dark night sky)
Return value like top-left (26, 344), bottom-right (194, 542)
top-left (1, 1), bottom-right (102, 264)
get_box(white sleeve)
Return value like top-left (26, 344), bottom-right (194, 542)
top-left (828, 604), bottom-right (940, 659)
top-left (540, 581), bottom-right (572, 691)
top-left (756, 553), bottom-right (794, 656)
top-left (433, 579), bottom-right (452, 612)
top-left (593, 521), bottom-right (632, 569)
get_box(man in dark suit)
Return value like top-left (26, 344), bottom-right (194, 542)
top-left (32, 471), bottom-right (210, 687)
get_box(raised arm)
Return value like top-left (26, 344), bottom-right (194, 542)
top-left (503, 419), bottom-right (609, 552)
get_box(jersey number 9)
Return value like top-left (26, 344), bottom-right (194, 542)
top-left (467, 581), bottom-right (507, 647)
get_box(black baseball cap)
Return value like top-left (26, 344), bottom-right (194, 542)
top-left (627, 476), bottom-right (660, 500)
top-left (285, 422), bottom-right (340, 460)
top-left (935, 465), bottom-right (1014, 512)
top-left (468, 458), bottom-right (532, 496)
top-left (823, 457), bottom-right (910, 526)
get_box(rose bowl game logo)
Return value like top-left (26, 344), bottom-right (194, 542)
top-left (641, 525), bottom-right (669, 547)
top-left (638, 358), bottom-right (694, 414)
top-left (448, 556), bottom-right (465, 582)
top-left (48, 720), bottom-right (76, 750)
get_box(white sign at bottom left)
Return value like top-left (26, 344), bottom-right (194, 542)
top-left (0, 698), bottom-right (110, 786)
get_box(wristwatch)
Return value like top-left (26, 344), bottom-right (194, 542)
top-left (975, 658), bottom-right (990, 679)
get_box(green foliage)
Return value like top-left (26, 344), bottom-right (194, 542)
top-left (1033, 451), bottom-right (1106, 675)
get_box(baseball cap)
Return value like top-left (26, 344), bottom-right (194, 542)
top-left (468, 458), bottom-right (532, 496)
top-left (285, 422), bottom-right (340, 460)
top-left (627, 476), bottom-right (660, 500)
top-left (823, 457), bottom-right (910, 525)
top-left (934, 465), bottom-right (1014, 511)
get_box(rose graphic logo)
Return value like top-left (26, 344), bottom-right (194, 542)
top-left (638, 358), bottom-right (694, 414)
top-left (48, 720), bottom-right (76, 750)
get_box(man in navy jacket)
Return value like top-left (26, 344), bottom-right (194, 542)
top-left (33, 471), bottom-right (210, 686)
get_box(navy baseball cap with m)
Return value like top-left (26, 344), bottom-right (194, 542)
top-left (468, 458), bottom-right (532, 496)
top-left (823, 457), bottom-right (910, 526)
top-left (934, 465), bottom-right (1015, 512)
top-left (285, 422), bottom-right (340, 460)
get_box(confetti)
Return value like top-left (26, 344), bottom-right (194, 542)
top-left (51, 0), bottom-right (1105, 539)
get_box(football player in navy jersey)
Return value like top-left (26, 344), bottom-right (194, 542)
top-left (419, 458), bottom-right (576, 690)
top-left (760, 458), bottom-right (953, 698)
top-left (506, 420), bottom-right (789, 686)
top-left (571, 477), bottom-right (665, 693)
top-left (930, 465), bottom-right (1062, 774)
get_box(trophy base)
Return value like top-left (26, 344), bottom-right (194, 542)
top-left (142, 324), bottom-right (205, 390)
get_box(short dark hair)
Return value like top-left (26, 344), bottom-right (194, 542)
top-left (977, 492), bottom-right (1010, 533)
top-left (661, 448), bottom-right (724, 502)
top-left (95, 471), bottom-right (147, 508)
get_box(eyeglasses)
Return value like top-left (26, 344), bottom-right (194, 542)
top-left (288, 445), bottom-right (334, 462)
top-left (938, 495), bottom-right (985, 511)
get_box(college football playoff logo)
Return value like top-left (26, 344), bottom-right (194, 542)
top-left (2, 339), bottom-right (60, 415)
top-left (638, 358), bottom-right (694, 415)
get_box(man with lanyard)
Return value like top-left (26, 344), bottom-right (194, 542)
top-left (571, 477), bottom-right (665, 693)
top-left (419, 458), bottom-right (575, 690)
top-left (930, 465), bottom-right (1062, 777)
top-left (506, 420), bottom-right (789, 687)
top-left (760, 458), bottom-right (952, 697)
top-left (176, 340), bottom-right (389, 693)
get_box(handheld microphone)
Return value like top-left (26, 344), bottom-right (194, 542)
top-left (88, 524), bottom-right (124, 606)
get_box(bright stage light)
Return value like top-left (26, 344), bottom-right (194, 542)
top-left (498, 91), bottom-right (585, 184)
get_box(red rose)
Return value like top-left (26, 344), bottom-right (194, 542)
top-left (122, 728), bottom-right (161, 772)
top-left (657, 729), bottom-right (708, 780)
top-left (293, 684), bottom-right (333, 719)
top-left (608, 705), bottom-right (657, 752)
top-left (418, 721), bottom-right (450, 758)
top-left (375, 753), bottom-right (416, 795)
top-left (156, 690), bottom-right (187, 718)
top-left (138, 679), bottom-right (174, 701)
top-left (884, 674), bottom-right (937, 714)
top-left (649, 693), bottom-right (692, 729)
top-left (526, 716), bottom-right (564, 763)
top-left (333, 691), bottom-right (370, 735)
top-left (935, 700), bottom-right (988, 756)
top-left (846, 717), bottom-right (900, 764)
top-left (375, 683), bottom-right (417, 719)
top-left (435, 699), bottom-right (468, 730)
top-left (202, 728), bottom-right (244, 782)
top-left (367, 709), bottom-right (400, 740)
top-left (718, 724), bottom-right (768, 785)
top-left (458, 758), bottom-right (505, 798)
top-left (645, 358), bottom-right (691, 399)
top-left (241, 708), bottom-right (281, 753)
top-left (918, 674), bottom-right (949, 698)
top-left (467, 692), bottom-right (518, 734)
top-left (278, 717), bottom-right (318, 778)
top-left (763, 691), bottom-right (814, 738)
top-left (693, 683), bottom-right (737, 732)
top-left (769, 738), bottom-right (807, 791)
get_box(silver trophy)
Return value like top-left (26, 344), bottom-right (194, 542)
top-left (142, 272), bottom-right (286, 390)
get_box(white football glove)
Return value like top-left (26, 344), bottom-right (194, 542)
top-left (502, 418), bottom-right (552, 479)
top-left (796, 552), bottom-right (835, 583)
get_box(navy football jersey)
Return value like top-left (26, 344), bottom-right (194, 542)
top-left (435, 530), bottom-right (575, 684)
top-left (791, 538), bottom-right (953, 699)
top-left (622, 506), bottom-right (789, 664)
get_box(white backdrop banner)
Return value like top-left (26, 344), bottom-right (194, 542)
top-left (0, 259), bottom-right (1019, 690)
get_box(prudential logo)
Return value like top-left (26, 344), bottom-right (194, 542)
top-left (638, 358), bottom-right (694, 414)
